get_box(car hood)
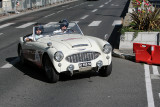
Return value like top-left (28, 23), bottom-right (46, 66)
top-left (39, 34), bottom-right (92, 50)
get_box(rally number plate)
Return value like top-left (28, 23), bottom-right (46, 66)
top-left (79, 62), bottom-right (91, 68)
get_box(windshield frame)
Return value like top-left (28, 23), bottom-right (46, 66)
top-left (32, 22), bottom-right (84, 40)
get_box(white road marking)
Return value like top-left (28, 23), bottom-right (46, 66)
top-left (74, 5), bottom-right (79, 7)
top-left (105, 2), bottom-right (109, 4)
top-left (0, 33), bottom-right (3, 35)
top-left (150, 74), bottom-right (160, 79)
top-left (80, 3), bottom-right (86, 5)
top-left (144, 64), bottom-right (155, 107)
top-left (45, 22), bottom-right (57, 26)
top-left (88, 21), bottom-right (102, 26)
top-left (80, 15), bottom-right (89, 19)
top-left (1, 58), bottom-right (19, 68)
top-left (159, 93), bottom-right (160, 99)
top-left (57, 10), bottom-right (64, 13)
top-left (111, 4), bottom-right (119, 6)
top-left (67, 7), bottom-right (73, 9)
top-left (71, 21), bottom-right (79, 23)
top-left (99, 5), bottom-right (104, 8)
top-left (92, 9), bottom-right (98, 12)
top-left (44, 13), bottom-right (55, 18)
top-left (105, 0), bottom-right (112, 4)
top-left (16, 22), bottom-right (36, 28)
top-left (112, 20), bottom-right (122, 26)
top-left (0, 23), bottom-right (14, 29)
top-left (152, 65), bottom-right (160, 75)
top-left (1, 63), bottom-right (13, 68)
top-left (88, 4), bottom-right (93, 6)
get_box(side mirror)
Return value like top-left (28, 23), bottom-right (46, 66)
top-left (47, 42), bottom-right (53, 48)
top-left (104, 34), bottom-right (109, 40)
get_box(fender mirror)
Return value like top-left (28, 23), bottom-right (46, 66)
top-left (104, 34), bottom-right (109, 40)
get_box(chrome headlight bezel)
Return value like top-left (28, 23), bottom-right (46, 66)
top-left (54, 51), bottom-right (64, 62)
top-left (103, 44), bottom-right (112, 54)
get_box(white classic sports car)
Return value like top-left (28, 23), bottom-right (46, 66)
top-left (17, 22), bottom-right (112, 83)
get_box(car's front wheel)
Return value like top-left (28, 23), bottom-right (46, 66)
top-left (44, 55), bottom-right (59, 83)
top-left (99, 62), bottom-right (112, 77)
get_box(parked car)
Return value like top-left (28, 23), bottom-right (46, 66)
top-left (17, 22), bottom-right (112, 83)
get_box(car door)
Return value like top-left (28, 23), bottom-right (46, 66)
top-left (24, 41), bottom-right (44, 66)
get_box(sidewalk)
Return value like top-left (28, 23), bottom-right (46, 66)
top-left (0, 0), bottom-right (77, 22)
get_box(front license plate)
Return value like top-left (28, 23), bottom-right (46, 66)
top-left (79, 62), bottom-right (91, 68)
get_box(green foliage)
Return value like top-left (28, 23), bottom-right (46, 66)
top-left (121, 0), bottom-right (160, 40)
top-left (130, 8), bottom-right (160, 31)
top-left (132, 0), bottom-right (150, 8)
top-left (132, 0), bottom-right (143, 8)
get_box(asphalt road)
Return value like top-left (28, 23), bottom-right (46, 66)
top-left (0, 0), bottom-right (160, 107)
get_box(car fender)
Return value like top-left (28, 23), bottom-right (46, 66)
top-left (43, 47), bottom-right (62, 73)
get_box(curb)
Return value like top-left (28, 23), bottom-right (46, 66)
top-left (112, 49), bottom-right (135, 61)
top-left (0, 0), bottom-right (77, 22)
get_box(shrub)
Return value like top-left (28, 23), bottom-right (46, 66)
top-left (130, 8), bottom-right (160, 31)
top-left (121, 0), bottom-right (160, 40)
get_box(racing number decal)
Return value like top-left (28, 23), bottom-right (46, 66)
top-left (35, 50), bottom-right (40, 62)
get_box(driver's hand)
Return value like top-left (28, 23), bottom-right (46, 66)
top-left (25, 38), bottom-right (33, 42)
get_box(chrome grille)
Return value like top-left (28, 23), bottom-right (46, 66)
top-left (66, 51), bottom-right (101, 63)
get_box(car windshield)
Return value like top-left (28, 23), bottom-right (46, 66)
top-left (33, 22), bottom-right (83, 38)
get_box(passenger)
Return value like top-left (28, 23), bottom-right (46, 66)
top-left (25, 25), bottom-right (43, 42)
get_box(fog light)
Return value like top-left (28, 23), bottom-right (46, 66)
top-left (58, 63), bottom-right (61, 67)
top-left (96, 60), bottom-right (103, 68)
top-left (67, 64), bottom-right (74, 72)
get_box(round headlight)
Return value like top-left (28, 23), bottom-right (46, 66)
top-left (103, 44), bottom-right (112, 54)
top-left (54, 51), bottom-right (64, 62)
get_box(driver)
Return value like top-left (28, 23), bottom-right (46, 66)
top-left (25, 25), bottom-right (43, 42)
top-left (53, 19), bottom-right (71, 34)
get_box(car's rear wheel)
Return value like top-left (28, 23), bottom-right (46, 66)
top-left (99, 62), bottom-right (112, 77)
top-left (18, 45), bottom-right (25, 65)
top-left (44, 55), bottom-right (59, 83)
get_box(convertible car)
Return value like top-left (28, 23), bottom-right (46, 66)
top-left (17, 22), bottom-right (112, 83)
